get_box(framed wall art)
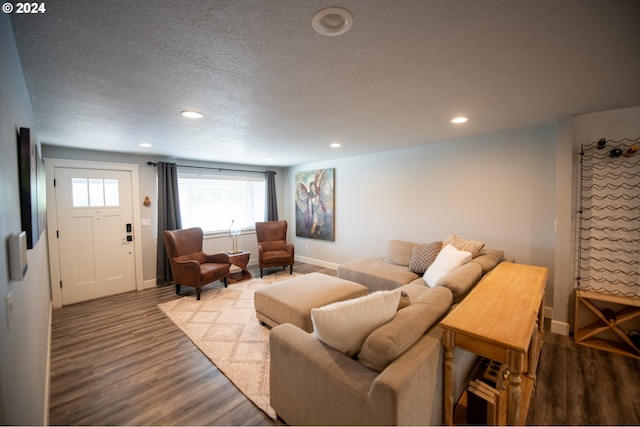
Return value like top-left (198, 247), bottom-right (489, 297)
top-left (295, 168), bottom-right (334, 241)
top-left (17, 127), bottom-right (45, 249)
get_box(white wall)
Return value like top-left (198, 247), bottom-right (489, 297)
top-left (286, 125), bottom-right (557, 284)
top-left (0, 15), bottom-right (52, 425)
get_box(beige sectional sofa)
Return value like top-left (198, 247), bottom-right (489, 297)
top-left (337, 237), bottom-right (507, 302)
top-left (269, 236), bottom-right (509, 425)
top-left (270, 284), bottom-right (477, 426)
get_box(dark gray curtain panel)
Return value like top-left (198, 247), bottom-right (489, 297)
top-left (265, 170), bottom-right (278, 221)
top-left (156, 162), bottom-right (182, 286)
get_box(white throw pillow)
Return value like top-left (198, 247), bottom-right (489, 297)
top-left (311, 290), bottom-right (402, 357)
top-left (423, 244), bottom-right (472, 287)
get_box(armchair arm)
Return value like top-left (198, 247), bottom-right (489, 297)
top-left (202, 252), bottom-right (230, 264)
top-left (170, 259), bottom-right (202, 285)
top-left (284, 243), bottom-right (294, 257)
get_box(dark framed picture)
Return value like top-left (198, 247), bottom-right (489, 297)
top-left (295, 168), bottom-right (335, 241)
top-left (17, 127), bottom-right (44, 249)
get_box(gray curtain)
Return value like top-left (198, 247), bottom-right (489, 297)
top-left (156, 162), bottom-right (182, 286)
top-left (265, 170), bottom-right (278, 221)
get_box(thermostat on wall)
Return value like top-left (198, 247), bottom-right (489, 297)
top-left (9, 231), bottom-right (28, 281)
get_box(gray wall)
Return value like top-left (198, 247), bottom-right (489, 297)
top-left (286, 125), bottom-right (557, 281)
top-left (0, 15), bottom-right (52, 425)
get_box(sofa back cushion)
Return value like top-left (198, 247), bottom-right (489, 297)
top-left (471, 249), bottom-right (505, 274)
top-left (436, 262), bottom-right (483, 303)
top-left (385, 240), bottom-right (419, 266)
top-left (311, 290), bottom-right (402, 357)
top-left (357, 287), bottom-right (453, 372)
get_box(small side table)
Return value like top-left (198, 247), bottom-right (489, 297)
top-left (228, 250), bottom-right (252, 284)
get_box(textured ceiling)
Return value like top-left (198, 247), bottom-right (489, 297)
top-left (10, 0), bottom-right (640, 166)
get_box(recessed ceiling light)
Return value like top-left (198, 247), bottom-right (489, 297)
top-left (330, 143), bottom-right (342, 148)
top-left (181, 110), bottom-right (204, 119)
top-left (451, 117), bottom-right (469, 124)
top-left (312, 7), bottom-right (353, 36)
top-left (265, 157), bottom-right (273, 161)
top-left (139, 143), bottom-right (152, 148)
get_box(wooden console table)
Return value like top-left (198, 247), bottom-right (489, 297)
top-left (440, 262), bottom-right (548, 425)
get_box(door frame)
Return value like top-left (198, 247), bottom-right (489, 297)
top-left (45, 158), bottom-right (144, 308)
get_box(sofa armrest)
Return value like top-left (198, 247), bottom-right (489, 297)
top-left (270, 323), bottom-right (379, 425)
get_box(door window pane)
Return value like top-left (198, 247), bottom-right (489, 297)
top-left (72, 178), bottom-right (89, 207)
top-left (104, 179), bottom-right (119, 206)
top-left (89, 179), bottom-right (105, 206)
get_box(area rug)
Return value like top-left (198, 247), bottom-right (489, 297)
top-left (157, 271), bottom-right (301, 419)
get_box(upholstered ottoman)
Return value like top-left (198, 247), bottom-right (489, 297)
top-left (254, 272), bottom-right (369, 332)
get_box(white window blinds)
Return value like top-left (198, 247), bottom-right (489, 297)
top-left (178, 170), bottom-right (265, 233)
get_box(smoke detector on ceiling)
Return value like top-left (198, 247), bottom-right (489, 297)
top-left (312, 7), bottom-right (353, 36)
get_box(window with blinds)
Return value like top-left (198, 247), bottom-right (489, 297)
top-left (178, 170), bottom-right (265, 233)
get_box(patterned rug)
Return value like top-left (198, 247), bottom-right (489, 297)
top-left (157, 271), bottom-right (301, 419)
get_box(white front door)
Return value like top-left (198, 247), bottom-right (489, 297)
top-left (54, 167), bottom-right (136, 305)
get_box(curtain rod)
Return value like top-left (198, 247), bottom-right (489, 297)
top-left (146, 161), bottom-right (274, 175)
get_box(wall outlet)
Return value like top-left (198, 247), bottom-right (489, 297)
top-left (141, 218), bottom-right (151, 226)
top-left (305, 244), bottom-right (309, 250)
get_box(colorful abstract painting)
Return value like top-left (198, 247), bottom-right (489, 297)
top-left (295, 168), bottom-right (334, 241)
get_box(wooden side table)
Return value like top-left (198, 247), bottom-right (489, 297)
top-left (440, 262), bottom-right (548, 425)
top-left (228, 251), bottom-right (252, 284)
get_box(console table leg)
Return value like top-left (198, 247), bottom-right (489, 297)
top-left (507, 349), bottom-right (524, 425)
top-left (442, 330), bottom-right (455, 426)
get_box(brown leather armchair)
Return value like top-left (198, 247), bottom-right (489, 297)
top-left (162, 227), bottom-right (231, 300)
top-left (255, 221), bottom-right (295, 278)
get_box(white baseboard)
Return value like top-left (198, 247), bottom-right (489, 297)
top-left (543, 306), bottom-right (571, 336)
top-left (143, 279), bottom-right (157, 289)
top-left (295, 255), bottom-right (338, 270)
top-left (550, 320), bottom-right (570, 336)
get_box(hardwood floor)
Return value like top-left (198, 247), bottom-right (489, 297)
top-left (49, 262), bottom-right (640, 425)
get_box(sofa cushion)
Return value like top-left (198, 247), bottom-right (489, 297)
top-left (384, 240), bottom-right (419, 266)
top-left (311, 290), bottom-right (402, 357)
top-left (423, 244), bottom-right (472, 287)
top-left (443, 233), bottom-right (485, 258)
top-left (409, 241), bottom-right (442, 274)
top-left (436, 261), bottom-right (483, 303)
top-left (471, 249), bottom-right (505, 274)
top-left (337, 257), bottom-right (420, 292)
top-left (358, 287), bottom-right (453, 372)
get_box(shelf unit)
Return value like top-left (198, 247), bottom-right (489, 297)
top-left (576, 136), bottom-right (639, 357)
top-left (574, 289), bottom-right (640, 359)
